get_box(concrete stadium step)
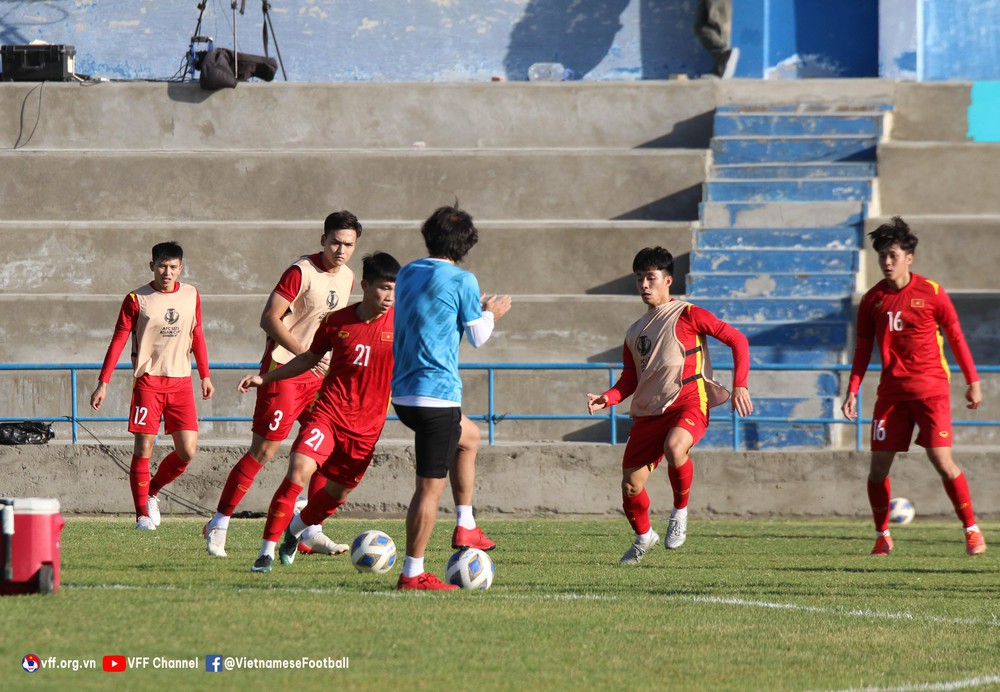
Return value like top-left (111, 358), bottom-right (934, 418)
top-left (0, 220), bottom-right (693, 296)
top-left (689, 249), bottom-right (858, 273)
top-left (711, 136), bottom-right (878, 164)
top-left (469, 396), bottom-right (838, 446)
top-left (0, 81), bottom-right (719, 151)
top-left (692, 297), bottom-right (851, 322)
top-left (0, 149), bottom-right (705, 222)
top-left (713, 346), bottom-right (844, 366)
top-left (686, 272), bottom-right (857, 298)
top-left (8, 367), bottom-right (845, 446)
top-left (734, 321), bottom-right (851, 348)
top-left (713, 112), bottom-right (885, 137)
top-left (704, 179), bottom-right (874, 203)
top-left (715, 103), bottom-right (892, 114)
top-left (0, 295), bottom-right (646, 365)
top-left (711, 162), bottom-right (877, 179)
top-left (878, 142), bottom-right (1000, 215)
top-left (697, 226), bottom-right (862, 249)
top-left (699, 202), bottom-right (865, 228)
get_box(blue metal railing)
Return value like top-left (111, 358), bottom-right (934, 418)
top-left (1, 362), bottom-right (997, 450)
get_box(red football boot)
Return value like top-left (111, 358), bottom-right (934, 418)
top-left (871, 534), bottom-right (893, 556)
top-left (396, 572), bottom-right (459, 591)
top-left (452, 526), bottom-right (496, 551)
top-left (966, 529), bottom-right (986, 556)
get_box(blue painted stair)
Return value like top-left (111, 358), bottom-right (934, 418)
top-left (687, 105), bottom-right (888, 450)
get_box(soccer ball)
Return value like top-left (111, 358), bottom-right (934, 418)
top-left (350, 530), bottom-right (397, 574)
top-left (889, 497), bottom-right (915, 525)
top-left (446, 548), bottom-right (495, 590)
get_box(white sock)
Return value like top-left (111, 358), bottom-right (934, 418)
top-left (637, 528), bottom-right (654, 541)
top-left (965, 524), bottom-right (980, 534)
top-left (299, 523), bottom-right (322, 541)
top-left (287, 514), bottom-right (307, 538)
top-left (456, 504), bottom-right (476, 530)
top-left (402, 555), bottom-right (424, 578)
top-left (209, 513), bottom-right (230, 531)
top-left (671, 506), bottom-right (688, 518)
top-left (259, 540), bottom-right (276, 559)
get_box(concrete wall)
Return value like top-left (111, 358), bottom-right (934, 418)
top-left (0, 0), bottom-right (717, 82)
top-left (3, 444), bottom-right (997, 519)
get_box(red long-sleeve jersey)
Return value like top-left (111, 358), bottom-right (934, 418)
top-left (847, 272), bottom-right (977, 400)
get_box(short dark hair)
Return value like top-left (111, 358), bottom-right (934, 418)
top-left (151, 241), bottom-right (183, 263)
top-left (421, 206), bottom-right (478, 262)
top-left (632, 246), bottom-right (674, 275)
top-left (362, 252), bottom-right (400, 284)
top-left (324, 210), bottom-right (363, 238)
top-left (869, 216), bottom-right (917, 254)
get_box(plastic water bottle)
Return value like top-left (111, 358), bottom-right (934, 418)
top-left (528, 62), bottom-right (565, 82)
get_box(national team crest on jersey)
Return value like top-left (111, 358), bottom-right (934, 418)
top-left (381, 332), bottom-right (393, 342)
top-left (326, 291), bottom-right (339, 310)
top-left (164, 308), bottom-right (179, 325)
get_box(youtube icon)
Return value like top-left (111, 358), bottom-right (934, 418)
top-left (103, 655), bottom-right (127, 672)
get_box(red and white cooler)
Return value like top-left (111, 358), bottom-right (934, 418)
top-left (0, 497), bottom-right (64, 595)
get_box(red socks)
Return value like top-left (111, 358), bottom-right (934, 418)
top-left (216, 453), bottom-right (264, 516)
top-left (149, 451), bottom-right (190, 496)
top-left (942, 472), bottom-right (977, 528)
top-left (868, 477), bottom-right (891, 532)
top-left (307, 472), bottom-right (327, 502)
top-left (262, 478), bottom-right (304, 542)
top-left (622, 488), bottom-right (651, 535)
top-left (667, 458), bottom-right (694, 510)
top-left (301, 490), bottom-right (346, 527)
top-left (129, 455), bottom-right (150, 520)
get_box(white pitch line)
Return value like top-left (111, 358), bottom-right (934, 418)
top-left (63, 583), bottom-right (1000, 628)
top-left (827, 674), bottom-right (1000, 691)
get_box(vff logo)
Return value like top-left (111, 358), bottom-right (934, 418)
top-left (22, 654), bottom-right (41, 673)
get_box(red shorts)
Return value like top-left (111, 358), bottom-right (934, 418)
top-left (290, 418), bottom-right (378, 489)
top-left (870, 395), bottom-right (953, 451)
top-left (251, 367), bottom-right (323, 441)
top-left (621, 405), bottom-right (708, 470)
top-left (128, 377), bottom-right (198, 435)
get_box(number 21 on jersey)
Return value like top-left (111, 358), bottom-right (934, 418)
top-left (353, 343), bottom-right (371, 367)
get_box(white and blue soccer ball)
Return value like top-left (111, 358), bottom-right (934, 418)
top-left (889, 497), bottom-right (915, 525)
top-left (350, 530), bottom-right (397, 574)
top-left (446, 548), bottom-right (495, 590)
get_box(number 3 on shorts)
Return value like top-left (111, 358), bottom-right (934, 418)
top-left (269, 409), bottom-right (284, 432)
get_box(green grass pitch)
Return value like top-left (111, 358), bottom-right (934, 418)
top-left (2, 517), bottom-right (998, 691)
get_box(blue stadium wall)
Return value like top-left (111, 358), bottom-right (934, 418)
top-left (0, 1), bottom-right (997, 82)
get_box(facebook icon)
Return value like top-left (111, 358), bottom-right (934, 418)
top-left (206, 655), bottom-right (223, 672)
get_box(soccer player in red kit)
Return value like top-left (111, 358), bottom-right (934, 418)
top-left (842, 217), bottom-right (985, 556)
top-left (587, 247), bottom-right (753, 564)
top-left (90, 241), bottom-right (215, 530)
top-left (204, 212), bottom-right (360, 558)
top-left (237, 252), bottom-right (399, 573)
